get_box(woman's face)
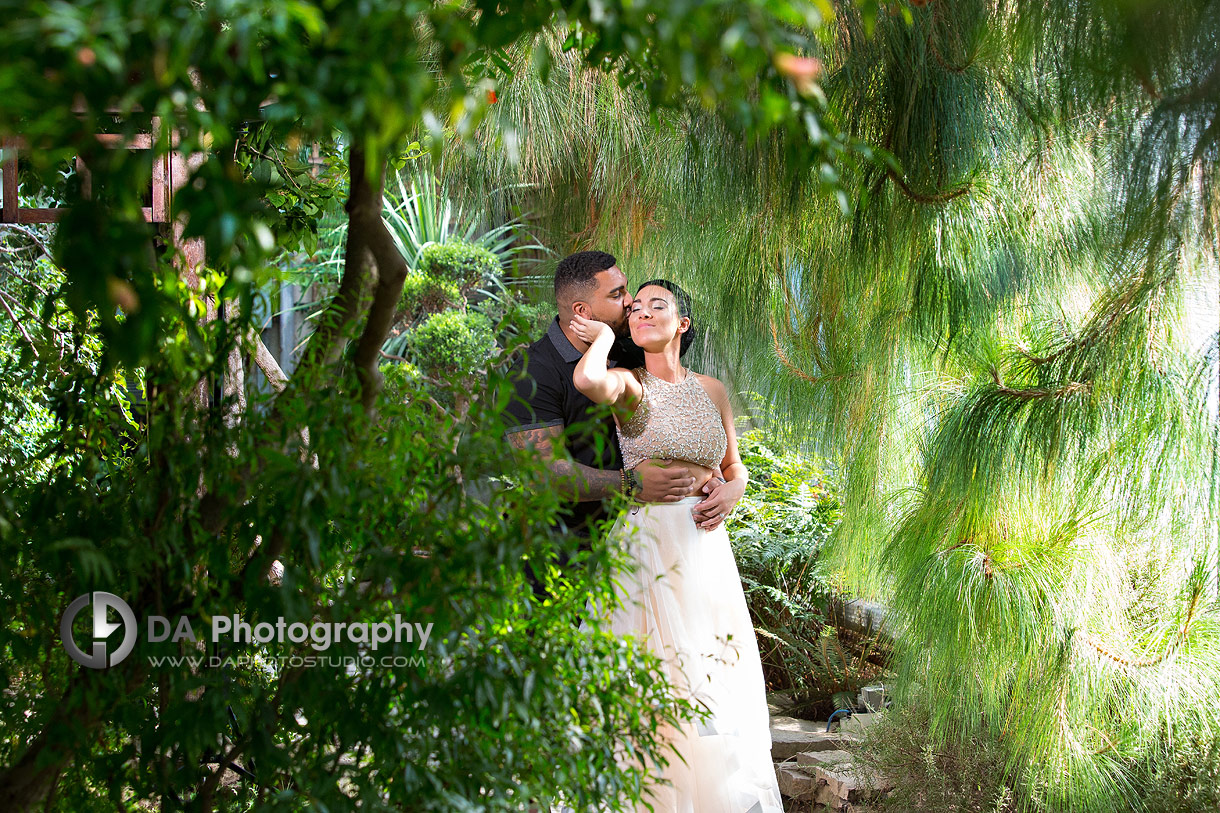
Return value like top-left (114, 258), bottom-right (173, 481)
top-left (629, 285), bottom-right (688, 351)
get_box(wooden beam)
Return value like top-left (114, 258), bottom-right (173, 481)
top-left (14, 207), bottom-right (155, 224)
top-left (4, 118), bottom-right (169, 224)
top-left (16, 208), bottom-right (63, 224)
top-left (2, 139), bottom-right (18, 224)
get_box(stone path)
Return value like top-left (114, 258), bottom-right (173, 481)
top-left (769, 706), bottom-right (893, 811)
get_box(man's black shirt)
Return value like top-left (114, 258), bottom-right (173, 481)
top-left (504, 317), bottom-right (644, 536)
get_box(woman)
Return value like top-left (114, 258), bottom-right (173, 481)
top-left (571, 280), bottom-right (784, 813)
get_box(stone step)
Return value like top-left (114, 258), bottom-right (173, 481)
top-left (775, 764), bottom-right (817, 801)
top-left (796, 749), bottom-right (852, 768)
top-left (766, 691), bottom-right (792, 716)
top-left (802, 758), bottom-right (895, 804)
top-left (769, 715), bottom-right (858, 760)
top-left (772, 711), bottom-right (892, 807)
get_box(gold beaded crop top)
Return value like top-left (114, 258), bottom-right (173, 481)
top-left (617, 367), bottom-right (728, 471)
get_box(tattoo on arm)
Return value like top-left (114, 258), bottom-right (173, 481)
top-left (506, 425), bottom-right (622, 501)
top-left (506, 425), bottom-right (561, 454)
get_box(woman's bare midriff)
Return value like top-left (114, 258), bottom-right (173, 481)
top-left (675, 460), bottom-right (717, 498)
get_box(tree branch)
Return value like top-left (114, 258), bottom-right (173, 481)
top-left (286, 145), bottom-right (379, 391)
top-left (0, 288), bottom-right (39, 357)
top-left (887, 167), bottom-right (972, 204)
top-left (247, 328), bottom-right (288, 391)
top-left (1085, 586), bottom-right (1202, 671)
top-left (348, 155), bottom-right (410, 414)
top-left (0, 223), bottom-right (54, 261)
top-left (989, 369), bottom-right (1090, 400)
top-left (769, 316), bottom-right (856, 385)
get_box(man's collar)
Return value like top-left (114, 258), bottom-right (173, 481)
top-left (546, 316), bottom-right (584, 363)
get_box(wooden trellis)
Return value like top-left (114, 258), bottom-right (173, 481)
top-left (1, 119), bottom-right (173, 224)
top-left (1, 117), bottom-right (306, 402)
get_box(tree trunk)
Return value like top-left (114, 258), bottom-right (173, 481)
top-left (0, 729), bottom-right (65, 812)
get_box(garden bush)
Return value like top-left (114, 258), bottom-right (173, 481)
top-left (406, 310), bottom-right (496, 380)
top-left (415, 240), bottom-right (501, 293)
top-left (400, 271), bottom-right (463, 319)
top-left (728, 421), bottom-right (888, 717)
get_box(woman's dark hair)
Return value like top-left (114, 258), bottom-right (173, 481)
top-left (637, 278), bottom-right (696, 357)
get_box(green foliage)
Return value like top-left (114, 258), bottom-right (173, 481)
top-left (0, 0), bottom-right (865, 809)
top-left (0, 222), bottom-right (141, 486)
top-left (400, 271), bottom-right (463, 319)
top-left (382, 166), bottom-right (527, 274)
top-left (443, 2), bottom-right (1220, 809)
top-left (732, 423), bottom-right (842, 555)
top-left (852, 704), bottom-right (1018, 813)
top-left (0, 337), bottom-right (696, 810)
top-left (4, 0), bottom-right (1218, 809)
top-left (502, 300), bottom-right (557, 339)
top-left (1138, 732), bottom-right (1220, 813)
top-left (727, 421), bottom-right (886, 717)
top-left (416, 240), bottom-right (502, 292)
top-left (407, 310), bottom-right (496, 380)
top-left (856, 709), bottom-right (1220, 813)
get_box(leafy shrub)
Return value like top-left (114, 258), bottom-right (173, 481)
top-left (851, 704), bottom-right (1018, 813)
top-left (406, 310), bottom-right (495, 379)
top-left (499, 299), bottom-right (556, 339)
top-left (728, 423), bottom-right (888, 716)
top-left (1137, 732), bottom-right (1220, 813)
top-left (415, 240), bottom-right (501, 291)
top-left (378, 358), bottom-right (421, 404)
top-left (400, 271), bottom-right (463, 318)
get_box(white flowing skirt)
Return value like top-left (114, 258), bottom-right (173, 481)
top-left (596, 497), bottom-right (784, 813)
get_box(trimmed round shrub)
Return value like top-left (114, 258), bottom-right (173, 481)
top-left (407, 310), bottom-right (495, 379)
top-left (401, 272), bottom-right (463, 318)
top-left (415, 240), bottom-right (501, 290)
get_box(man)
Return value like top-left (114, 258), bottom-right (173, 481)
top-left (504, 251), bottom-right (721, 590)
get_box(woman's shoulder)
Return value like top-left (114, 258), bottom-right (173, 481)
top-left (692, 372), bottom-right (729, 405)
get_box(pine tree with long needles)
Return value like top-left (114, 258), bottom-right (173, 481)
top-left (442, 1), bottom-right (1220, 809)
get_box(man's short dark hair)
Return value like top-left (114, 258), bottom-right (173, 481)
top-left (554, 250), bottom-right (617, 302)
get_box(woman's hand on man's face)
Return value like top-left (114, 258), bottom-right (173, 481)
top-left (569, 313), bottom-right (614, 345)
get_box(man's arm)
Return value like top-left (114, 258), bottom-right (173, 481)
top-left (506, 424), bottom-right (623, 501)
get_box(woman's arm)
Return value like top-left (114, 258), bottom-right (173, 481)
top-left (692, 375), bottom-right (748, 530)
top-left (570, 315), bottom-right (641, 410)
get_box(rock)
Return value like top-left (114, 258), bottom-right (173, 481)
top-left (766, 691), bottom-right (792, 716)
top-left (770, 715), bottom-right (842, 760)
top-left (797, 749), bottom-right (852, 769)
top-left (857, 684), bottom-right (888, 712)
top-left (830, 597), bottom-right (889, 637)
top-left (817, 784), bottom-right (850, 810)
top-left (775, 764), bottom-right (817, 801)
top-left (838, 712), bottom-right (881, 735)
top-left (806, 761), bottom-right (895, 804)
top-left (794, 731), bottom-right (857, 754)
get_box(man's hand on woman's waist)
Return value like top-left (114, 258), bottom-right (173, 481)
top-left (632, 459), bottom-right (697, 503)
